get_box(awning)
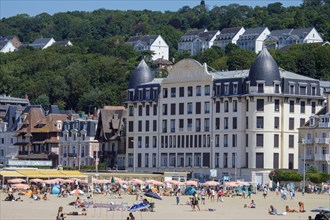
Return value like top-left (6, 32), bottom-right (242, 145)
top-left (39, 170), bottom-right (68, 178)
top-left (16, 170), bottom-right (48, 178)
top-left (0, 171), bottom-right (25, 177)
top-left (60, 171), bottom-right (87, 178)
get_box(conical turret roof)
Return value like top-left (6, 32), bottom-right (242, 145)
top-left (128, 60), bottom-right (154, 89)
top-left (248, 48), bottom-right (281, 86)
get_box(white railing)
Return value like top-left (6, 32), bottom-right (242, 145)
top-left (319, 122), bottom-right (330, 128)
top-left (315, 154), bottom-right (329, 161)
top-left (315, 138), bottom-right (330, 144)
top-left (305, 139), bottom-right (314, 144)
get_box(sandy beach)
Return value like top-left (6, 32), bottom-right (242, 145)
top-left (0, 190), bottom-right (328, 220)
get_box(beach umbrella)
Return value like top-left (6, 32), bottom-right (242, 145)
top-left (165, 180), bottom-right (183, 185)
top-left (144, 190), bottom-right (162, 200)
top-left (8, 178), bottom-right (26, 183)
top-left (128, 203), bottom-right (150, 212)
top-left (129, 179), bottom-right (144, 185)
top-left (311, 207), bottom-right (330, 213)
top-left (12, 183), bottom-right (30, 189)
top-left (237, 182), bottom-right (250, 186)
top-left (202, 181), bottom-right (219, 186)
top-left (223, 182), bottom-right (239, 187)
top-left (30, 178), bottom-right (44, 183)
top-left (184, 180), bottom-right (198, 186)
top-left (111, 176), bottom-right (115, 184)
top-left (70, 189), bottom-right (84, 195)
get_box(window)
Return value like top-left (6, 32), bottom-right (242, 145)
top-left (224, 100), bottom-right (229, 112)
top-left (312, 102), bottom-right (316, 114)
top-left (289, 135), bottom-right (294, 148)
top-left (300, 101), bottom-right (305, 113)
top-left (300, 85), bottom-right (306, 95)
top-left (138, 105), bottom-right (143, 116)
top-left (274, 117), bottom-right (279, 129)
top-left (274, 99), bottom-right (279, 112)
top-left (300, 118), bottom-right (305, 126)
top-left (233, 84), bottom-right (238, 94)
top-left (138, 136), bottom-right (142, 148)
top-left (256, 153), bottom-right (264, 168)
top-left (179, 119), bottom-right (184, 131)
top-left (162, 120), bottom-right (167, 133)
top-left (145, 136), bottom-right (149, 148)
top-left (170, 119), bottom-right (175, 132)
top-left (205, 85), bottom-right (210, 95)
top-left (170, 103), bottom-right (176, 115)
top-left (145, 153), bottom-right (149, 167)
top-left (256, 134), bottom-right (263, 147)
top-left (196, 102), bottom-right (201, 114)
top-left (257, 83), bottom-right (264, 93)
top-left (233, 117), bottom-right (237, 129)
top-left (152, 153), bottom-right (157, 167)
top-left (224, 117), bottom-right (228, 129)
top-left (204, 102), bottom-right (210, 114)
top-left (179, 103), bottom-right (184, 115)
top-left (215, 84), bottom-right (220, 95)
top-left (224, 134), bottom-right (228, 147)
top-left (138, 90), bottom-right (143, 100)
top-left (153, 120), bottom-right (157, 132)
top-left (256, 99), bottom-right (264, 111)
top-left (289, 85), bottom-right (294, 94)
top-left (216, 101), bottom-right (220, 113)
top-left (153, 104), bottom-right (157, 115)
top-left (274, 134), bottom-right (279, 148)
top-left (196, 86), bottom-right (201, 96)
top-left (224, 84), bottom-right (229, 95)
top-left (311, 86), bottom-right (316, 96)
top-left (188, 86), bottom-right (193, 97)
top-left (246, 117), bottom-right (249, 129)
top-left (273, 153), bottom-right (279, 169)
top-left (146, 105), bottom-right (150, 116)
top-left (288, 153), bottom-right (294, 169)
top-left (129, 106), bottom-right (134, 116)
top-left (223, 153), bottom-right (228, 168)
top-left (233, 100), bottom-right (237, 112)
top-left (129, 121), bottom-right (134, 132)
top-left (275, 84), bottom-right (280, 93)
top-left (232, 153), bottom-right (236, 168)
top-left (215, 118), bottom-right (220, 130)
top-left (187, 119), bottom-right (193, 131)
top-left (204, 118), bottom-right (210, 132)
top-left (187, 102), bottom-right (193, 114)
top-left (289, 118), bottom-right (294, 130)
top-left (289, 100), bottom-right (294, 113)
top-left (246, 99), bottom-right (249, 112)
top-left (162, 104), bottom-right (168, 115)
top-left (145, 120), bottom-right (149, 132)
top-left (171, 87), bottom-right (176, 97)
top-left (163, 88), bottom-right (168, 98)
top-left (179, 87), bottom-right (184, 97)
top-left (256, 117), bottom-right (264, 129)
top-left (153, 136), bottom-right (157, 148)
top-left (232, 134), bottom-right (237, 147)
top-left (146, 89), bottom-right (150, 99)
top-left (196, 119), bottom-right (201, 132)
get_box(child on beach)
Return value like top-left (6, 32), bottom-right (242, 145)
top-left (175, 192), bottom-right (180, 205)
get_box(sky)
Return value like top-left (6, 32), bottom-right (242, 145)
top-left (0, 0), bottom-right (302, 19)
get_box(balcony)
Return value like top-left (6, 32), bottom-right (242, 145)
top-left (319, 122), bottom-right (330, 128)
top-left (68, 153), bottom-right (77, 157)
top-left (315, 138), bottom-right (330, 144)
top-left (315, 154), bottom-right (329, 161)
top-left (18, 151), bottom-right (29, 155)
top-left (304, 139), bottom-right (313, 144)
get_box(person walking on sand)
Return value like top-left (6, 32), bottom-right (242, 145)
top-left (175, 192), bottom-right (180, 205)
top-left (263, 186), bottom-right (268, 199)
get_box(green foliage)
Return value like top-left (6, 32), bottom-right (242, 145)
top-left (306, 165), bottom-right (330, 184)
top-left (1, 3), bottom-right (330, 111)
top-left (269, 169), bottom-right (303, 182)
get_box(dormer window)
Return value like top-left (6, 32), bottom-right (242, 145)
top-left (311, 86), bottom-right (316, 96)
top-left (224, 84), bottom-right (229, 95)
top-left (129, 90), bottom-right (134, 100)
top-left (257, 83), bottom-right (264, 93)
top-left (146, 89), bottom-right (150, 99)
top-left (299, 84), bottom-right (307, 95)
top-left (274, 84), bottom-right (280, 93)
top-left (233, 83), bottom-right (238, 94)
top-left (138, 89), bottom-right (143, 100)
top-left (289, 84), bottom-right (295, 94)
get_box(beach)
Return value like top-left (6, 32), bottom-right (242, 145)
top-left (0, 190), bottom-right (328, 220)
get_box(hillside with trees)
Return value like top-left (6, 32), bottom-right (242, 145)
top-left (0, 0), bottom-right (330, 111)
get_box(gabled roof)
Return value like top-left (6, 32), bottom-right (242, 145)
top-left (183, 29), bottom-right (207, 37)
top-left (53, 40), bottom-right (72, 46)
top-left (29, 38), bottom-right (54, 49)
top-left (220, 27), bottom-right (243, 35)
top-left (198, 30), bottom-right (219, 41)
top-left (0, 40), bottom-right (12, 50)
top-left (241, 27), bottom-right (267, 36)
top-left (95, 107), bottom-right (126, 141)
top-left (126, 35), bottom-right (159, 46)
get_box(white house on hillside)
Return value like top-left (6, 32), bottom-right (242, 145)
top-left (264, 27), bottom-right (323, 49)
top-left (29, 38), bottom-right (56, 49)
top-left (237, 27), bottom-right (270, 53)
top-left (0, 40), bottom-right (17, 53)
top-left (126, 35), bottom-right (169, 61)
top-left (213, 27), bottom-right (245, 50)
top-left (178, 29), bottom-right (220, 55)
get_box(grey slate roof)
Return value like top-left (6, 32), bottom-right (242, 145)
top-left (241, 27), bottom-right (266, 36)
top-left (0, 40), bottom-right (9, 50)
top-left (183, 29), bottom-right (207, 37)
top-left (53, 40), bottom-right (71, 46)
top-left (62, 119), bottom-right (97, 137)
top-left (128, 60), bottom-right (154, 89)
top-left (127, 35), bottom-right (159, 46)
top-left (216, 27), bottom-right (243, 41)
top-left (29, 38), bottom-right (53, 49)
top-left (198, 30), bottom-right (219, 41)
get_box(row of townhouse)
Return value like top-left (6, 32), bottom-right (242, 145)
top-left (0, 36), bottom-right (73, 53)
top-left (178, 27), bottom-right (324, 55)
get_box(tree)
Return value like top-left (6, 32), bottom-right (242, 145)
top-left (33, 94), bottom-right (50, 110)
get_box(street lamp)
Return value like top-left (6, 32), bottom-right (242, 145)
top-left (131, 139), bottom-right (135, 173)
top-left (302, 138), bottom-right (306, 196)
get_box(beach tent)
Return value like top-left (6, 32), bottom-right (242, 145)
top-left (52, 186), bottom-right (60, 194)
